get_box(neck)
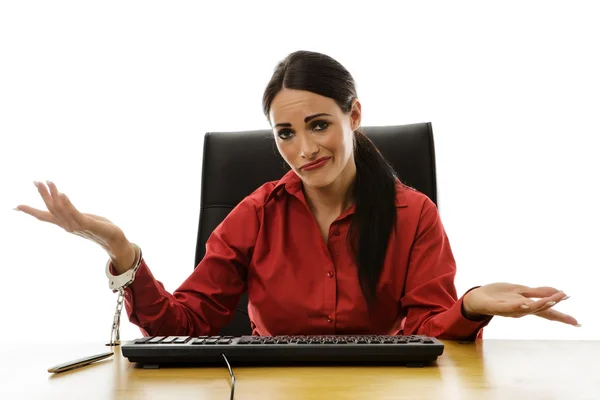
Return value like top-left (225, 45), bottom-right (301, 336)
top-left (303, 157), bottom-right (357, 217)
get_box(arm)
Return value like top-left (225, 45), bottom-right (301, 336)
top-left (113, 198), bottom-right (259, 337)
top-left (401, 198), bottom-right (492, 341)
top-left (17, 179), bottom-right (256, 337)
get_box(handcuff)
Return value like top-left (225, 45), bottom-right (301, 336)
top-left (105, 243), bottom-right (143, 293)
top-left (104, 243), bottom-right (142, 346)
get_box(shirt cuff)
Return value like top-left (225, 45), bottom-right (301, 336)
top-left (110, 258), bottom-right (158, 296)
top-left (450, 286), bottom-right (493, 340)
top-left (109, 259), bottom-right (159, 336)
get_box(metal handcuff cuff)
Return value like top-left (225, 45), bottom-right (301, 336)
top-left (104, 243), bottom-right (143, 346)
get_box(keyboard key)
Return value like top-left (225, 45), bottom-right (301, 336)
top-left (134, 337), bottom-right (152, 344)
top-left (173, 337), bottom-right (191, 344)
top-left (160, 336), bottom-right (178, 344)
top-left (148, 336), bottom-right (165, 344)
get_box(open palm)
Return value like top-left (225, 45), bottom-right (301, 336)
top-left (464, 282), bottom-right (579, 326)
top-left (15, 181), bottom-right (127, 253)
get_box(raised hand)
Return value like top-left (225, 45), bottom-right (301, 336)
top-left (463, 282), bottom-right (579, 326)
top-left (15, 181), bottom-right (136, 273)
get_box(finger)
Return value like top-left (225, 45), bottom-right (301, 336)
top-left (523, 291), bottom-right (567, 313)
top-left (45, 181), bottom-right (77, 231)
top-left (14, 205), bottom-right (60, 225)
top-left (520, 286), bottom-right (562, 299)
top-left (532, 295), bottom-right (571, 315)
top-left (534, 308), bottom-right (580, 326)
top-left (46, 180), bottom-right (60, 200)
top-left (34, 181), bottom-right (55, 213)
top-left (488, 300), bottom-right (532, 315)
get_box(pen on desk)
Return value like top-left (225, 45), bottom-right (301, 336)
top-left (47, 351), bottom-right (115, 373)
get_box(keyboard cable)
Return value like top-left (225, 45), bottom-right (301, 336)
top-left (222, 353), bottom-right (235, 400)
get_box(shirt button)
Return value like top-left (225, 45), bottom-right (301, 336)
top-left (332, 229), bottom-right (340, 236)
top-left (327, 270), bottom-right (334, 278)
top-left (327, 316), bottom-right (333, 323)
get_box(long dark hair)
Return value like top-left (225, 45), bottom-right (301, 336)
top-left (262, 50), bottom-right (398, 304)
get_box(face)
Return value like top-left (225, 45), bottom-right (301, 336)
top-left (268, 88), bottom-right (362, 189)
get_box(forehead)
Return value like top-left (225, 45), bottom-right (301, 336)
top-left (269, 88), bottom-right (340, 124)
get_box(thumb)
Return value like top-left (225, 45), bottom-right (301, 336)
top-left (493, 300), bottom-right (532, 314)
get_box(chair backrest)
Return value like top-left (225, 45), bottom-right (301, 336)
top-left (195, 122), bottom-right (437, 335)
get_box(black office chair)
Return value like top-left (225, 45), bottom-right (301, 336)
top-left (194, 122), bottom-right (438, 336)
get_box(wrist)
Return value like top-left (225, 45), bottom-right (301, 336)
top-left (108, 239), bottom-right (137, 275)
top-left (105, 242), bottom-right (143, 292)
top-left (462, 288), bottom-right (489, 321)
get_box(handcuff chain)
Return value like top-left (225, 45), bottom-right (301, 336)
top-left (107, 288), bottom-right (125, 346)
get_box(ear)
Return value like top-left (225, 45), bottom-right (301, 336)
top-left (349, 98), bottom-right (362, 131)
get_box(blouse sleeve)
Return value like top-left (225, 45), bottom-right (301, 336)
top-left (400, 197), bottom-right (492, 340)
top-left (116, 197), bottom-right (260, 337)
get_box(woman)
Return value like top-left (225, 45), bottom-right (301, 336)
top-left (15, 50), bottom-right (578, 340)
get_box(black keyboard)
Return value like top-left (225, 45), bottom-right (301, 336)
top-left (121, 335), bottom-right (444, 368)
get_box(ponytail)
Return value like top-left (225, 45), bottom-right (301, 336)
top-left (349, 130), bottom-right (398, 305)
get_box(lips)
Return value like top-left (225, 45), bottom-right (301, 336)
top-left (300, 157), bottom-right (331, 171)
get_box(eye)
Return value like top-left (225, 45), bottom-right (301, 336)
top-left (277, 129), bottom-right (294, 140)
top-left (312, 120), bottom-right (329, 131)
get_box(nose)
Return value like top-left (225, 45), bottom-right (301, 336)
top-left (299, 134), bottom-right (319, 159)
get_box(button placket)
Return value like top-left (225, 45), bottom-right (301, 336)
top-left (325, 224), bottom-right (341, 332)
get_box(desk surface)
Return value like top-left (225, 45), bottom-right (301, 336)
top-left (3, 339), bottom-right (599, 399)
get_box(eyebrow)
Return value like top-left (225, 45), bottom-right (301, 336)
top-left (274, 113), bottom-right (332, 128)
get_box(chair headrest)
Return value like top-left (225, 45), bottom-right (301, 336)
top-left (200, 122), bottom-right (436, 209)
top-left (195, 122), bottom-right (437, 267)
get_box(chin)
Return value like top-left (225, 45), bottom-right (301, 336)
top-left (297, 170), bottom-right (336, 189)
top-left (303, 178), bottom-right (334, 189)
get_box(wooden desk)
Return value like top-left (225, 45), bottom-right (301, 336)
top-left (3, 340), bottom-right (599, 399)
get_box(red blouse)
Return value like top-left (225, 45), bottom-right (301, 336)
top-left (118, 170), bottom-right (492, 340)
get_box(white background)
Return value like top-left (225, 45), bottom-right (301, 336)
top-left (1, 1), bottom-right (598, 344)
